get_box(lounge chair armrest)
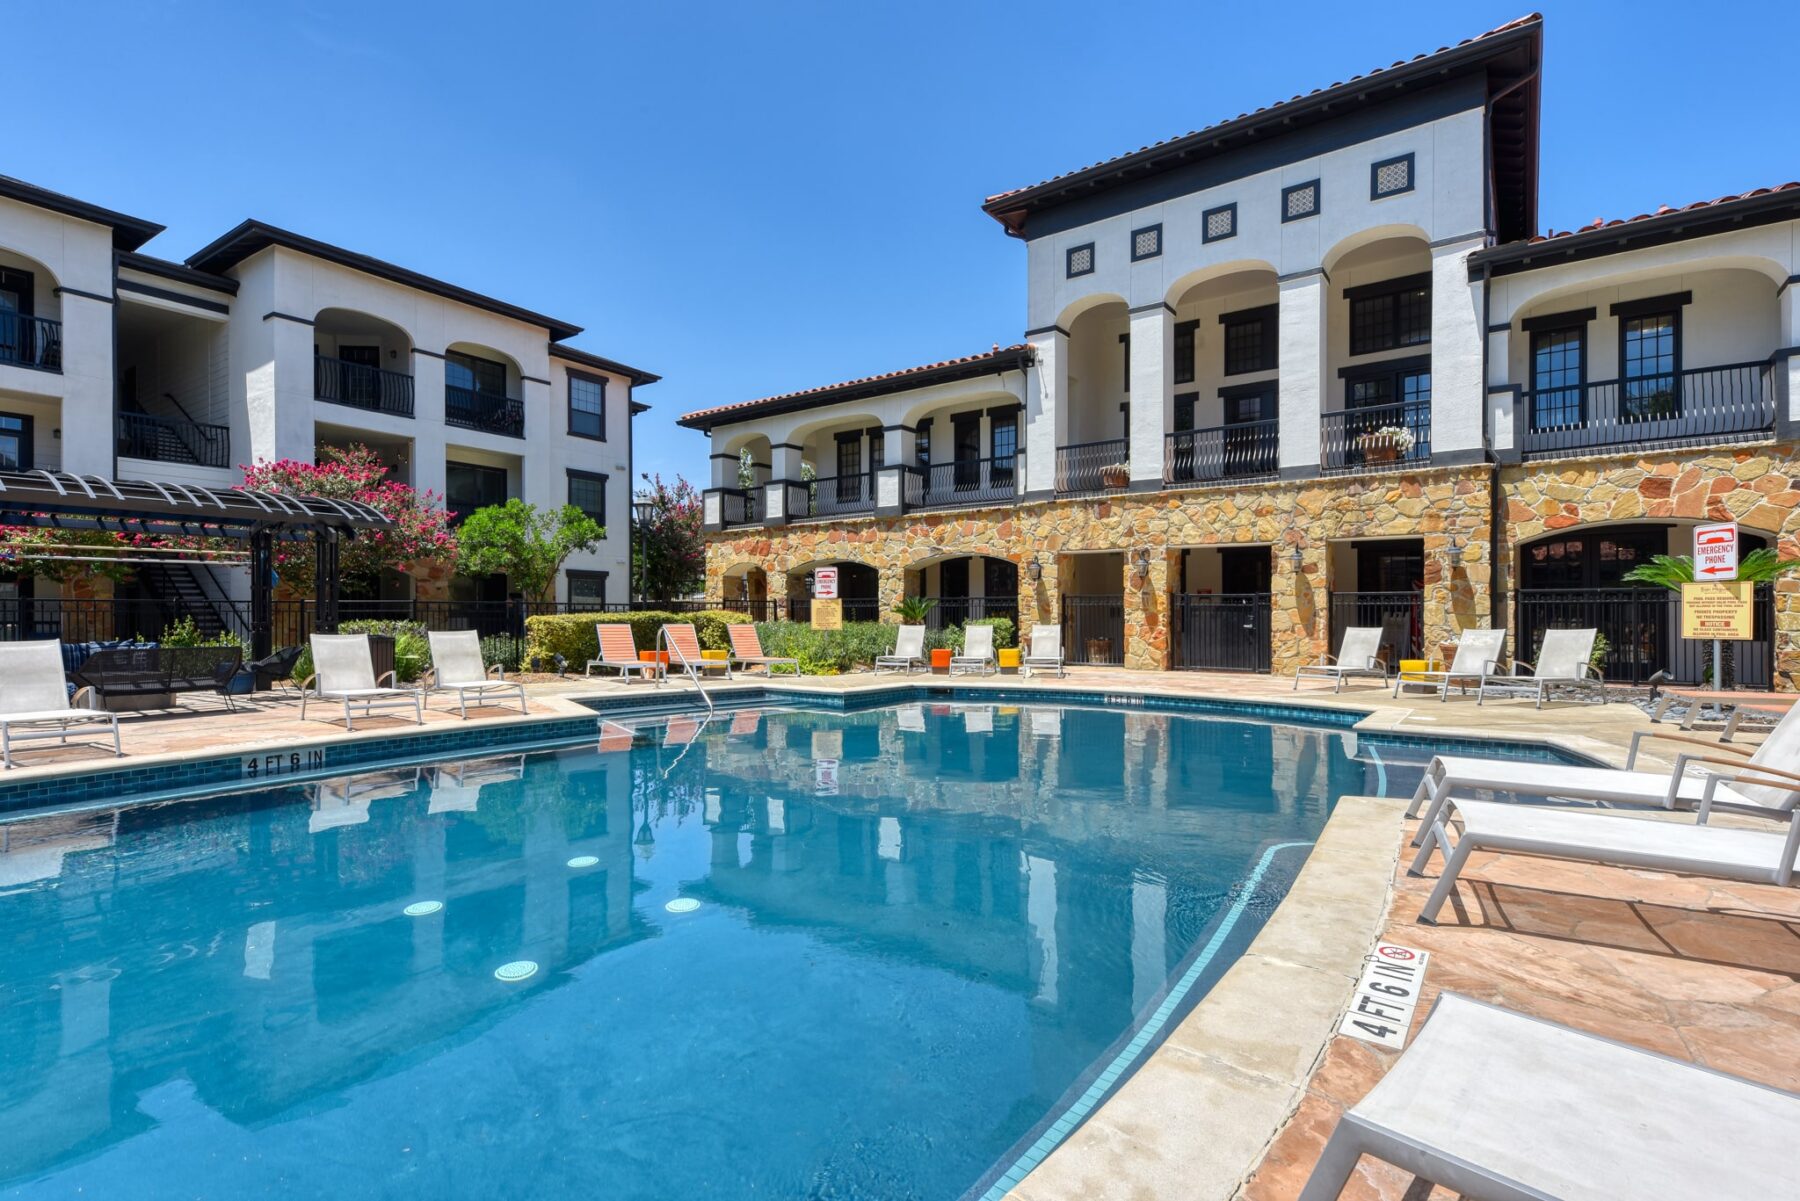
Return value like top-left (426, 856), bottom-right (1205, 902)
top-left (1697, 766), bottom-right (1800, 822)
top-left (1676, 752), bottom-right (1800, 783)
top-left (377, 670), bottom-right (398, 688)
top-left (72, 685), bottom-right (101, 709)
top-left (488, 663), bottom-right (505, 680)
top-left (420, 667), bottom-right (437, 689)
top-left (298, 673), bottom-right (318, 696)
top-left (1626, 728), bottom-right (1753, 768)
top-left (1506, 658), bottom-right (1533, 677)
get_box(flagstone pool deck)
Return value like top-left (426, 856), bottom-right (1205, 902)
top-left (4, 668), bottom-right (1796, 1200)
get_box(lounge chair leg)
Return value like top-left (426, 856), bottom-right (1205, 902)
top-left (1408, 776), bottom-right (1458, 848)
top-left (1403, 761), bottom-right (1440, 820)
top-left (1417, 829), bottom-right (1473, 924)
top-left (1407, 817), bottom-right (1442, 875)
top-left (111, 720), bottom-right (122, 759)
top-left (1295, 1123), bottom-right (1366, 1201)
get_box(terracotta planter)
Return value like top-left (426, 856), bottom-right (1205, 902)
top-left (1100, 466), bottom-right (1131, 489)
top-left (1358, 440), bottom-right (1402, 463)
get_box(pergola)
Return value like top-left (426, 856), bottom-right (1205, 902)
top-left (0, 470), bottom-right (397, 658)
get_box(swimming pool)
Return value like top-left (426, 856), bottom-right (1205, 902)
top-left (0, 701), bottom-right (1571, 1198)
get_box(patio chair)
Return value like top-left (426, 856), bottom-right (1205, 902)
top-left (300, 634), bottom-right (424, 731)
top-left (425, 630), bottom-right (528, 718)
top-left (657, 623), bottom-right (731, 686)
top-left (949, 624), bottom-right (996, 676)
top-left (1650, 687), bottom-right (1799, 740)
top-left (726, 624), bottom-right (798, 677)
top-left (1406, 697), bottom-right (1800, 842)
top-left (1477, 626), bottom-right (1603, 707)
top-left (1292, 628), bottom-right (1386, 692)
top-left (876, 625), bottom-right (927, 674)
top-left (1391, 628), bottom-right (1506, 701)
top-left (585, 623), bottom-right (656, 683)
top-left (1296, 993), bottom-right (1800, 1200)
top-left (1410, 796), bottom-right (1800, 924)
top-left (1022, 626), bottom-right (1065, 678)
top-left (0, 640), bottom-right (121, 768)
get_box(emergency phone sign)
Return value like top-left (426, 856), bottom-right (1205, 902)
top-left (1693, 522), bottom-right (1739, 581)
top-left (813, 566), bottom-right (840, 600)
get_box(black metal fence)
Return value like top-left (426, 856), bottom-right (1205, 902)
top-left (445, 386), bottom-right (524, 437)
top-left (906, 457), bottom-right (1021, 510)
top-left (1320, 400), bottom-right (1431, 475)
top-left (1164, 422), bottom-right (1279, 486)
top-left (1521, 361), bottom-right (1774, 460)
top-left (795, 475), bottom-right (875, 520)
top-left (1512, 586), bottom-right (1774, 687)
top-left (0, 312), bottom-right (61, 371)
top-left (914, 596), bottom-right (1019, 634)
top-left (718, 488), bottom-right (758, 527)
top-left (116, 412), bottom-right (231, 468)
top-left (1061, 594), bottom-right (1125, 665)
top-left (1171, 593), bottom-right (1271, 672)
top-left (1055, 439), bottom-right (1130, 496)
top-left (1329, 590), bottom-right (1424, 666)
top-left (315, 355), bottom-right (416, 418)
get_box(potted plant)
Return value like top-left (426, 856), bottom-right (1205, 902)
top-left (892, 596), bottom-right (938, 625)
top-left (1100, 462), bottom-right (1131, 489)
top-left (1356, 425), bottom-right (1415, 464)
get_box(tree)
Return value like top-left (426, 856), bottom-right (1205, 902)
top-left (632, 473), bottom-right (704, 601)
top-left (456, 499), bottom-right (604, 602)
top-left (1623, 548), bottom-right (1800, 688)
top-left (242, 444), bottom-right (455, 593)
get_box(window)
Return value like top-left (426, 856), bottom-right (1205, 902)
top-left (1347, 274), bottom-right (1431, 356)
top-left (1131, 224), bottom-right (1162, 261)
top-left (1220, 306), bottom-right (1277, 376)
top-left (1370, 153), bottom-right (1414, 199)
top-left (567, 570), bottom-right (609, 609)
top-left (915, 418), bottom-right (932, 468)
top-left (1173, 392), bottom-right (1198, 432)
top-left (567, 469), bottom-right (608, 525)
top-left (1620, 311), bottom-right (1680, 422)
top-left (835, 433), bottom-right (862, 481)
top-left (991, 410), bottom-right (1018, 487)
top-left (1202, 203), bottom-right (1237, 243)
top-left (0, 413), bottom-right (32, 471)
top-left (445, 350), bottom-right (507, 397)
top-left (568, 372), bottom-right (606, 440)
top-left (1173, 320), bottom-right (1198, 385)
top-left (1281, 180), bottom-right (1320, 222)
top-left (1341, 358), bottom-right (1431, 464)
top-left (1530, 325), bottom-right (1585, 430)
top-left (445, 460), bottom-right (508, 521)
top-left (1066, 243), bottom-right (1095, 277)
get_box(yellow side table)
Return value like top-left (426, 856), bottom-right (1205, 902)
top-left (700, 649), bottom-right (728, 661)
top-left (1397, 658), bottom-right (1442, 688)
top-left (997, 647), bottom-right (1022, 672)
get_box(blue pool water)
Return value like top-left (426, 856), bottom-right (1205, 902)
top-left (0, 702), bottom-right (1570, 1199)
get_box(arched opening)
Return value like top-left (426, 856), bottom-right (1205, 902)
top-left (1514, 522), bottom-right (1773, 686)
top-left (897, 390), bottom-right (1022, 511)
top-left (0, 248), bottom-right (61, 371)
top-left (789, 414), bottom-right (883, 520)
top-left (314, 309), bottom-right (415, 417)
top-left (1322, 231), bottom-right (1432, 474)
top-left (719, 433), bottom-right (772, 525)
top-left (904, 555), bottom-right (1017, 632)
top-left (1166, 265), bottom-right (1280, 485)
top-left (1058, 295), bottom-right (1130, 495)
top-left (786, 561), bottom-right (879, 622)
top-left (1058, 551), bottom-right (1125, 665)
top-left (720, 563), bottom-right (771, 619)
top-left (444, 341), bottom-right (523, 438)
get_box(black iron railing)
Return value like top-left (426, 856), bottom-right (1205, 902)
top-left (316, 355), bottom-right (415, 418)
top-left (1164, 421), bottom-right (1279, 485)
top-left (116, 412), bottom-right (231, 468)
top-left (717, 487), bottom-right (758, 527)
top-left (0, 312), bottom-right (61, 371)
top-left (1328, 590), bottom-right (1424, 666)
top-left (1320, 401), bottom-right (1431, 475)
top-left (1062, 594), bottom-right (1125, 665)
top-left (794, 474), bottom-right (874, 519)
top-left (906, 455), bottom-right (1021, 510)
top-left (1521, 361), bottom-right (1775, 459)
top-left (1055, 438), bottom-right (1130, 495)
top-left (1171, 593), bottom-right (1272, 672)
top-left (912, 596), bottom-right (1019, 633)
top-left (445, 386), bottom-right (524, 437)
top-left (1512, 586), bottom-right (1773, 687)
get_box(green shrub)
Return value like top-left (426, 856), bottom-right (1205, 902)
top-left (481, 634), bottom-right (524, 674)
top-left (293, 619), bottom-right (430, 684)
top-left (158, 615), bottom-right (250, 656)
top-left (523, 609), bottom-right (751, 671)
top-left (753, 621), bottom-right (896, 674)
top-left (926, 616), bottom-right (1016, 654)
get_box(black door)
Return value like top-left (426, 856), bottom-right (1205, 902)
top-left (0, 267), bottom-right (31, 366)
top-left (338, 344), bottom-right (381, 405)
top-left (1174, 549), bottom-right (1272, 672)
top-left (952, 414), bottom-right (981, 491)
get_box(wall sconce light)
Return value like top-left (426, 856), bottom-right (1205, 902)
top-left (1131, 549), bottom-right (1152, 586)
top-left (1290, 545), bottom-right (1305, 571)
top-left (1026, 559), bottom-right (1042, 584)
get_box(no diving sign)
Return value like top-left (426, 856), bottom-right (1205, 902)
top-left (1338, 942), bottom-right (1431, 1050)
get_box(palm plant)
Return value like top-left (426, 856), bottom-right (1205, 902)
top-left (1622, 548), bottom-right (1799, 688)
top-left (891, 596), bottom-right (938, 624)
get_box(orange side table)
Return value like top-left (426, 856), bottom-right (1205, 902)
top-left (930, 648), bottom-right (953, 673)
top-left (639, 650), bottom-right (670, 679)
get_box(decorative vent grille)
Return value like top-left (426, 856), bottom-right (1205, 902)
top-left (1132, 226), bottom-right (1162, 260)
top-left (1283, 182), bottom-right (1319, 221)
top-left (1067, 244), bottom-right (1095, 277)
top-left (1373, 155), bottom-right (1413, 198)
top-left (1203, 205), bottom-right (1236, 242)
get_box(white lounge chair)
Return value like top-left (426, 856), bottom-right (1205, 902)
top-left (726, 623), bottom-right (798, 677)
top-left (585, 623), bottom-right (656, 682)
top-left (949, 624), bottom-right (996, 676)
top-left (300, 634), bottom-right (424, 730)
top-left (1407, 698), bottom-right (1800, 843)
top-left (1292, 628), bottom-right (1386, 692)
top-left (1022, 626), bottom-right (1065, 678)
top-left (1478, 626), bottom-right (1603, 707)
top-left (0, 641), bottom-right (121, 768)
top-left (1297, 992), bottom-right (1800, 1200)
top-left (1410, 796), bottom-right (1800, 924)
top-left (425, 630), bottom-right (528, 717)
top-left (876, 625), bottom-right (927, 674)
top-left (1392, 628), bottom-right (1506, 701)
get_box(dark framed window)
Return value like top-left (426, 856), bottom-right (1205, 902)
top-left (1173, 319), bottom-right (1198, 385)
top-left (0, 412), bottom-right (33, 471)
top-left (567, 371), bottom-right (606, 440)
top-left (1130, 224), bottom-right (1162, 261)
top-left (991, 410), bottom-right (1018, 486)
top-left (1619, 308), bottom-right (1681, 422)
top-left (1347, 273), bottom-right (1431, 356)
top-left (1220, 305), bottom-right (1277, 376)
top-left (1281, 180), bottom-right (1320, 223)
top-left (566, 570), bottom-right (609, 609)
top-left (1221, 383), bottom-right (1276, 426)
top-left (1173, 392), bottom-right (1198, 432)
top-left (567, 469), bottom-right (608, 524)
top-left (1341, 360), bottom-right (1431, 465)
top-left (867, 426), bottom-right (884, 475)
top-left (445, 349), bottom-right (507, 396)
top-left (1066, 243), bottom-right (1095, 278)
top-left (1370, 153), bottom-right (1414, 199)
top-left (1120, 332), bottom-right (1130, 392)
top-left (1202, 203), bottom-right (1237, 243)
top-left (1529, 324), bottom-right (1586, 431)
top-left (835, 432), bottom-right (862, 481)
top-left (915, 418), bottom-right (932, 468)
top-left (445, 460), bottom-right (508, 521)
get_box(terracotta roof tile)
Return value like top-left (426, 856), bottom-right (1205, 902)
top-left (679, 344), bottom-right (1032, 427)
top-left (1524, 181), bottom-right (1800, 245)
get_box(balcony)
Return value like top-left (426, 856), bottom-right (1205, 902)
top-left (718, 487), bottom-right (759, 528)
top-left (1164, 421), bottom-right (1279, 486)
top-left (1520, 361), bottom-right (1775, 460)
top-left (316, 355), bottom-right (415, 418)
top-left (905, 456), bottom-right (1021, 511)
top-left (1320, 400), bottom-right (1432, 475)
top-left (1055, 438), bottom-right (1130, 496)
top-left (789, 475), bottom-right (874, 521)
top-left (0, 313), bottom-right (61, 372)
top-left (116, 412), bottom-right (231, 469)
top-left (445, 386), bottom-right (524, 438)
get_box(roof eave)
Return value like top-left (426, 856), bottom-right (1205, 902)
top-left (0, 176), bottom-right (164, 251)
top-left (1469, 189), bottom-right (1800, 278)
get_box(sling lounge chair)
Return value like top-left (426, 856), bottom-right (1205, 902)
top-left (1022, 626), bottom-right (1066, 678)
top-left (1477, 626), bottom-right (1603, 707)
top-left (1297, 993), bottom-right (1800, 1200)
top-left (949, 624), bottom-right (996, 676)
top-left (657, 623), bottom-right (730, 686)
top-left (1393, 628), bottom-right (1505, 701)
top-left (586, 624), bottom-right (656, 682)
top-left (0, 640), bottom-right (121, 768)
top-left (876, 625), bottom-right (927, 674)
top-left (300, 634), bottom-right (424, 731)
top-left (1293, 628), bottom-right (1386, 692)
top-left (726, 624), bottom-right (798, 677)
top-left (425, 630), bottom-right (528, 717)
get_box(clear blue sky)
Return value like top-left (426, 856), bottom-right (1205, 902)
top-left (9, 2), bottom-right (1796, 484)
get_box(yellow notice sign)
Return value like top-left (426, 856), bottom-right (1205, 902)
top-left (811, 598), bottom-right (843, 630)
top-left (1680, 580), bottom-right (1754, 640)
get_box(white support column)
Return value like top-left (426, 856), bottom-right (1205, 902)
top-left (1024, 328), bottom-right (1067, 496)
top-left (1486, 316), bottom-right (1518, 460)
top-left (410, 351), bottom-right (448, 503)
top-left (518, 379), bottom-right (555, 510)
top-left (1277, 272), bottom-right (1328, 475)
top-left (1781, 284), bottom-right (1800, 433)
top-left (877, 425), bottom-right (914, 515)
top-left (764, 442), bottom-right (805, 524)
top-left (1429, 237), bottom-right (1488, 459)
top-left (1128, 303), bottom-right (1174, 488)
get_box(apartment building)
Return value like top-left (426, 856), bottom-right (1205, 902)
top-left (687, 13), bottom-right (1800, 686)
top-left (0, 177), bottom-right (654, 621)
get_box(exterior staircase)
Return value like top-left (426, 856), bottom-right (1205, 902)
top-left (135, 562), bottom-right (228, 638)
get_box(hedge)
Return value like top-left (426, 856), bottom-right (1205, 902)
top-left (751, 615), bottom-right (1016, 674)
top-left (292, 619), bottom-right (431, 684)
top-left (524, 609), bottom-right (752, 670)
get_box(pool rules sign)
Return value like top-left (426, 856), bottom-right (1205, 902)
top-left (1681, 522), bottom-right (1754, 641)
